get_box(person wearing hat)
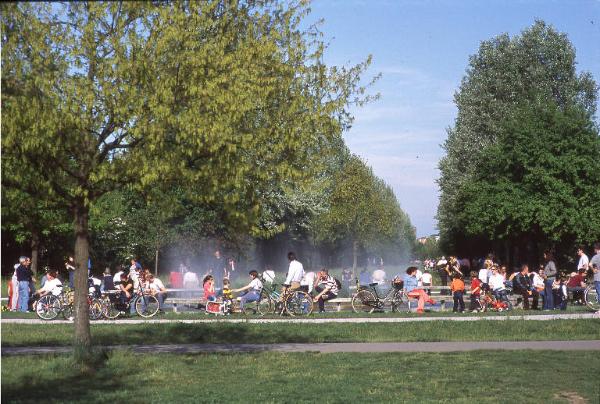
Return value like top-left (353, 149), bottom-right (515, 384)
top-left (233, 270), bottom-right (263, 311)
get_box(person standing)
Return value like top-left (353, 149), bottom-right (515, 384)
top-left (16, 256), bottom-right (33, 312)
top-left (590, 243), bottom-right (600, 312)
top-left (65, 256), bottom-right (76, 288)
top-left (542, 251), bottom-right (557, 310)
top-left (210, 250), bottom-right (227, 293)
top-left (576, 247), bottom-right (589, 273)
top-left (450, 273), bottom-right (465, 313)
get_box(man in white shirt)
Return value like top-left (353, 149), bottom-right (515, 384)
top-left (576, 247), bottom-right (589, 272)
top-left (145, 274), bottom-right (167, 313)
top-left (284, 252), bottom-right (304, 291)
top-left (36, 270), bottom-right (63, 297)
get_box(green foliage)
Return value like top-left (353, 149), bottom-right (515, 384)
top-left (313, 155), bottom-right (415, 264)
top-left (437, 20), bottom-right (599, 259)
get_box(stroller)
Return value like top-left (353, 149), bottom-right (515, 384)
top-left (478, 290), bottom-right (511, 312)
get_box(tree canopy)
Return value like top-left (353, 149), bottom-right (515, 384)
top-left (437, 20), bottom-right (600, 265)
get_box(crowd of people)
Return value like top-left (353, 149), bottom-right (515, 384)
top-left (6, 243), bottom-right (599, 316)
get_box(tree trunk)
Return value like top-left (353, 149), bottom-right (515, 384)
top-left (30, 231), bottom-right (40, 275)
top-left (155, 249), bottom-right (159, 276)
top-left (352, 240), bottom-right (358, 271)
top-left (73, 202), bottom-right (92, 361)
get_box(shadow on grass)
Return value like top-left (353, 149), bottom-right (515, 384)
top-left (1, 350), bottom-right (144, 402)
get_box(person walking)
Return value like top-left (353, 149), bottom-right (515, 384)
top-left (450, 273), bottom-right (465, 313)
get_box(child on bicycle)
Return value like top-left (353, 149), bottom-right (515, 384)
top-left (450, 273), bottom-right (465, 313)
top-left (222, 278), bottom-right (233, 314)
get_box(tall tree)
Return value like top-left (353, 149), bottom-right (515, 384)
top-left (2, 1), bottom-right (371, 360)
top-left (313, 155), bottom-right (414, 270)
top-left (438, 20), bottom-right (598, 260)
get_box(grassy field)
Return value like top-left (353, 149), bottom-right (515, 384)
top-left (2, 350), bottom-right (599, 403)
top-left (2, 319), bottom-right (599, 347)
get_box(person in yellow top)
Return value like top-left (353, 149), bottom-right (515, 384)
top-left (450, 273), bottom-right (465, 313)
top-left (222, 278), bottom-right (234, 314)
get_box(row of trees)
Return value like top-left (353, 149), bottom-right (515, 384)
top-left (438, 21), bottom-right (600, 268)
top-left (1, 1), bottom-right (414, 359)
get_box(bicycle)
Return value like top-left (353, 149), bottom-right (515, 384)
top-left (101, 284), bottom-right (159, 319)
top-left (250, 281), bottom-right (312, 316)
top-left (351, 281), bottom-right (404, 313)
top-left (35, 289), bottom-right (103, 321)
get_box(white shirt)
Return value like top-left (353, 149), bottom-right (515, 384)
top-left (421, 272), bottom-right (432, 284)
top-left (531, 273), bottom-right (544, 289)
top-left (577, 254), bottom-right (589, 270)
top-left (147, 278), bottom-right (165, 293)
top-left (301, 272), bottom-right (316, 293)
top-left (39, 278), bottom-right (63, 296)
top-left (183, 271), bottom-right (199, 288)
top-left (285, 260), bottom-right (304, 284)
top-left (478, 268), bottom-right (490, 283)
top-left (488, 273), bottom-right (505, 291)
top-left (262, 270), bottom-right (275, 283)
top-left (372, 269), bottom-right (386, 284)
top-left (249, 277), bottom-right (263, 292)
top-left (113, 271), bottom-right (123, 285)
top-left (415, 270), bottom-right (423, 286)
top-left (130, 270), bottom-right (140, 290)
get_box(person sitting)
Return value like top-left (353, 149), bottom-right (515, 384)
top-left (145, 274), bottom-right (167, 314)
top-left (232, 270), bottom-right (263, 311)
top-left (567, 269), bottom-right (587, 304)
top-left (421, 269), bottom-right (432, 295)
top-left (118, 272), bottom-right (134, 311)
top-left (222, 278), bottom-right (233, 313)
top-left (513, 264), bottom-right (538, 310)
top-left (35, 270), bottom-right (63, 298)
top-left (203, 275), bottom-right (216, 302)
top-left (552, 275), bottom-right (568, 310)
top-left (403, 266), bottom-right (435, 314)
top-left (312, 269), bottom-right (339, 313)
top-left (101, 267), bottom-right (115, 292)
top-left (489, 267), bottom-right (511, 309)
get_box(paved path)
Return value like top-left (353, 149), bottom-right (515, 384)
top-left (3, 340), bottom-right (600, 356)
top-left (2, 312), bottom-right (598, 325)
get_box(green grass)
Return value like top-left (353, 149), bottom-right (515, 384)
top-left (2, 350), bottom-right (599, 403)
top-left (2, 320), bottom-right (599, 347)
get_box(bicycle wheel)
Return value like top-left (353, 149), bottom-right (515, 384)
top-left (390, 289), bottom-right (405, 312)
top-left (35, 295), bottom-right (60, 320)
top-left (584, 285), bottom-right (599, 311)
top-left (242, 292), bottom-right (272, 316)
top-left (89, 298), bottom-right (104, 320)
top-left (102, 299), bottom-right (121, 320)
top-left (135, 294), bottom-right (159, 318)
top-left (351, 289), bottom-right (376, 313)
top-left (284, 291), bottom-right (313, 316)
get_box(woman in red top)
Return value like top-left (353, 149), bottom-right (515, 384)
top-left (203, 275), bottom-right (216, 302)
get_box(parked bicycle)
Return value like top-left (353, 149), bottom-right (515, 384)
top-left (101, 284), bottom-right (159, 319)
top-left (35, 288), bottom-right (102, 321)
top-left (351, 280), bottom-right (404, 313)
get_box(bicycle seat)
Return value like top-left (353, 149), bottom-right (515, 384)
top-left (369, 283), bottom-right (378, 287)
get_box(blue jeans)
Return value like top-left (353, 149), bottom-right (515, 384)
top-left (18, 281), bottom-right (30, 312)
top-left (156, 292), bottom-right (166, 310)
top-left (594, 281), bottom-right (600, 305)
top-left (240, 291), bottom-right (260, 309)
top-left (69, 271), bottom-right (74, 288)
top-left (542, 279), bottom-right (554, 310)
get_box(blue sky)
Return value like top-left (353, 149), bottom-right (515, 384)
top-left (307, 0), bottom-right (600, 237)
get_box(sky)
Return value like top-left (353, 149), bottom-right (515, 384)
top-left (306, 0), bottom-right (600, 237)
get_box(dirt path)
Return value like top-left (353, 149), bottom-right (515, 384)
top-left (1, 312), bottom-right (598, 325)
top-left (3, 340), bottom-right (600, 356)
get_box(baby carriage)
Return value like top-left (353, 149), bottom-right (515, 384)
top-left (205, 298), bottom-right (233, 315)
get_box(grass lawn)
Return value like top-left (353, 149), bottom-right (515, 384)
top-left (2, 350), bottom-right (599, 403)
top-left (2, 319), bottom-right (599, 347)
